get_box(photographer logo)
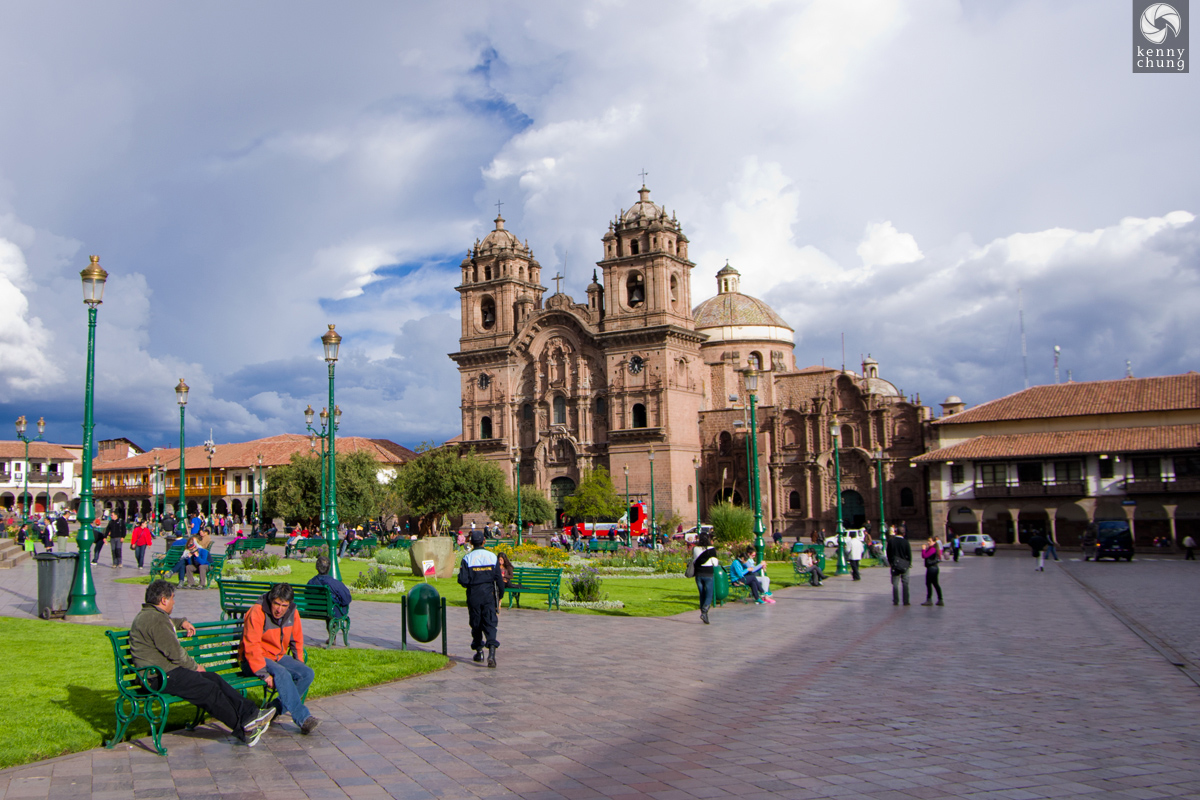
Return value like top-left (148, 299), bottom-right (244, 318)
top-left (1134, 1), bottom-right (1189, 72)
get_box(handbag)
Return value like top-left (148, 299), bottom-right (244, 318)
top-left (892, 556), bottom-right (911, 573)
top-left (685, 556), bottom-right (696, 578)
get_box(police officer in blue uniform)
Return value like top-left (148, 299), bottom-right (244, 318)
top-left (457, 529), bottom-right (504, 668)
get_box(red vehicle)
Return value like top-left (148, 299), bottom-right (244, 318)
top-left (628, 502), bottom-right (647, 538)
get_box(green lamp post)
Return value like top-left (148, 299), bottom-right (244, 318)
top-left (15, 415), bottom-right (45, 530)
top-left (175, 379), bottom-right (189, 531)
top-left (648, 445), bottom-right (656, 549)
top-left (151, 455), bottom-right (161, 537)
top-left (255, 453), bottom-right (264, 534)
top-left (315, 324), bottom-right (343, 580)
top-left (831, 424), bottom-right (848, 575)
top-left (66, 255), bottom-right (107, 620)
top-left (203, 437), bottom-right (215, 527)
top-left (512, 449), bottom-right (523, 546)
top-left (304, 412), bottom-right (327, 539)
top-left (623, 464), bottom-right (630, 546)
top-left (692, 455), bottom-right (701, 536)
top-left (744, 368), bottom-right (766, 564)
top-left (873, 448), bottom-right (887, 543)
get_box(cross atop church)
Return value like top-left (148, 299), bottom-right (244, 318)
top-left (494, 199), bottom-right (504, 216)
top-left (552, 272), bottom-right (564, 294)
top-left (638, 168), bottom-right (649, 186)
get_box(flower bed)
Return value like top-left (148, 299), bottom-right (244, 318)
top-left (558, 599), bottom-right (625, 610)
top-left (223, 565), bottom-right (293, 578)
top-left (350, 581), bottom-right (406, 595)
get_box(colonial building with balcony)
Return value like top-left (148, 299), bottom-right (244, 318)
top-left (91, 434), bottom-right (415, 521)
top-left (915, 373), bottom-right (1200, 547)
top-left (0, 441), bottom-right (78, 515)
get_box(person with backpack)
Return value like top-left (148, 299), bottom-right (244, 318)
top-left (886, 528), bottom-right (912, 606)
top-left (689, 532), bottom-right (719, 625)
top-left (1030, 530), bottom-right (1049, 571)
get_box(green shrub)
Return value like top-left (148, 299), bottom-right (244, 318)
top-left (709, 502), bottom-right (753, 544)
top-left (239, 552), bottom-right (280, 571)
top-left (372, 548), bottom-right (409, 566)
top-left (353, 565), bottom-right (394, 590)
top-left (569, 567), bottom-right (603, 601)
top-left (497, 543), bottom-right (569, 567)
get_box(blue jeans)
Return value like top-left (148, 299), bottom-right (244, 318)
top-left (695, 574), bottom-right (714, 612)
top-left (262, 656), bottom-right (314, 724)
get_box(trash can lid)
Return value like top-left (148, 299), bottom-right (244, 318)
top-left (34, 553), bottom-right (57, 561)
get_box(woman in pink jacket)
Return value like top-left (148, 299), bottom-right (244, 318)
top-left (920, 535), bottom-right (944, 606)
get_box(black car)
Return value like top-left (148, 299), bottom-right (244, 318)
top-left (1094, 521), bottom-right (1134, 562)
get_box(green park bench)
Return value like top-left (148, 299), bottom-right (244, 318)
top-left (225, 537), bottom-right (268, 557)
top-left (344, 535), bottom-right (377, 555)
top-left (586, 539), bottom-right (620, 553)
top-left (105, 618), bottom-right (305, 756)
top-left (216, 579), bottom-right (350, 647)
top-left (790, 543), bottom-right (827, 585)
top-left (149, 549), bottom-right (226, 589)
top-left (505, 566), bottom-right (562, 610)
top-left (715, 564), bottom-right (751, 606)
top-left (485, 538), bottom-right (515, 549)
top-left (386, 537), bottom-right (413, 550)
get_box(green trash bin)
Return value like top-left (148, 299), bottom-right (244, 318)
top-left (35, 552), bottom-right (78, 619)
top-left (713, 563), bottom-right (731, 604)
top-left (402, 583), bottom-right (447, 654)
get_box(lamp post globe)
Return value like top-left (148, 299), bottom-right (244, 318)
top-left (831, 424), bottom-right (848, 575)
top-left (66, 255), bottom-right (108, 620)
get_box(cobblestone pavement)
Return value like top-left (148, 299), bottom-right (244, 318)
top-left (2, 542), bottom-right (1199, 800)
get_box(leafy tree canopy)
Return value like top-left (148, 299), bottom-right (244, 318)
top-left (390, 446), bottom-right (507, 535)
top-left (561, 467), bottom-right (623, 522)
top-left (262, 450), bottom-right (385, 528)
top-left (491, 485), bottom-right (556, 527)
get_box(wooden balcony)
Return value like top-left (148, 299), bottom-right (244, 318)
top-left (973, 482), bottom-right (1086, 499)
top-left (1125, 477), bottom-right (1200, 494)
top-left (94, 485), bottom-right (151, 498)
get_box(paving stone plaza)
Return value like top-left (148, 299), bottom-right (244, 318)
top-left (1, 544), bottom-right (1198, 800)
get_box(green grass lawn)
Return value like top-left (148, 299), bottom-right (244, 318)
top-left (0, 616), bottom-right (447, 769)
top-left (116, 555), bottom-right (882, 617)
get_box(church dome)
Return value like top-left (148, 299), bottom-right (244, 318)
top-left (692, 263), bottom-right (794, 344)
top-left (621, 186), bottom-right (666, 223)
top-left (478, 214), bottom-right (529, 255)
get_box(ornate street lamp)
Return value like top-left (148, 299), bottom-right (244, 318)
top-left (66, 255), bottom-right (107, 620)
top-left (872, 448), bottom-right (887, 543)
top-left (175, 379), bottom-right (189, 532)
top-left (743, 368), bottom-right (766, 563)
top-left (15, 415), bottom-right (45, 530)
top-left (623, 464), bottom-right (630, 546)
top-left (692, 455), bottom-right (701, 537)
top-left (648, 446), bottom-right (656, 549)
top-left (317, 325), bottom-right (343, 579)
top-left (830, 424), bottom-right (848, 575)
top-left (151, 455), bottom-right (161, 537)
top-left (204, 436), bottom-right (216, 526)
top-left (255, 453), bottom-right (264, 534)
top-left (511, 449), bottom-right (523, 546)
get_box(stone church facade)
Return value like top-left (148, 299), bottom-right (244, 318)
top-left (449, 187), bottom-right (929, 536)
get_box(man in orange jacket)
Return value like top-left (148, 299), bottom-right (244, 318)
top-left (239, 583), bottom-right (319, 735)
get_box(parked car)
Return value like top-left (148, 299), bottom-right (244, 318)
top-left (957, 533), bottom-right (996, 556)
top-left (823, 529), bottom-right (866, 548)
top-left (1094, 521), bottom-right (1134, 561)
top-left (674, 524), bottom-right (713, 544)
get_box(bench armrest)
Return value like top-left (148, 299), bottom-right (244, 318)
top-left (134, 664), bottom-right (169, 697)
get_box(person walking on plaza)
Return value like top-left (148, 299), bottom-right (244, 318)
top-left (1183, 534), bottom-right (1196, 560)
top-left (130, 519), bottom-right (153, 570)
top-left (1082, 524), bottom-right (1098, 561)
top-left (106, 513), bottom-right (126, 568)
top-left (54, 513), bottom-right (69, 545)
top-left (1030, 530), bottom-right (1048, 571)
top-left (920, 535), bottom-right (944, 606)
top-left (131, 580), bottom-right (276, 746)
top-left (887, 528), bottom-right (912, 606)
top-left (846, 530), bottom-right (864, 581)
top-left (458, 529), bottom-right (504, 667)
top-left (1044, 529), bottom-right (1060, 562)
top-left (691, 532), bottom-right (719, 624)
top-left (92, 516), bottom-right (108, 564)
top-left (240, 583), bottom-right (319, 735)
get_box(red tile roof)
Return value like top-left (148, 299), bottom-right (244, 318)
top-left (0, 441), bottom-right (77, 460)
top-left (92, 434), bottom-right (415, 472)
top-left (934, 374), bottom-right (1200, 425)
top-left (914, 423), bottom-right (1200, 462)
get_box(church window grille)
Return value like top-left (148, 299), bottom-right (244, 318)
top-left (480, 417), bottom-right (492, 439)
top-left (632, 403), bottom-right (647, 429)
top-left (485, 265), bottom-right (492, 280)
top-left (687, 484), bottom-right (693, 502)
top-left (626, 272), bottom-right (645, 307)
top-left (553, 396), bottom-right (567, 425)
top-left (523, 403), bottom-right (533, 421)
top-left (719, 431), bottom-right (733, 455)
top-left (839, 424), bottom-right (855, 448)
top-left (789, 491), bottom-right (801, 510)
top-left (631, 239), bottom-right (639, 255)
top-left (900, 487), bottom-right (915, 507)
top-left (596, 397), bottom-right (606, 417)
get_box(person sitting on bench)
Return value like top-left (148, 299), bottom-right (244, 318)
top-left (307, 554), bottom-right (351, 620)
top-left (729, 547), bottom-right (773, 604)
top-left (174, 537), bottom-right (211, 588)
top-left (129, 580), bottom-right (275, 746)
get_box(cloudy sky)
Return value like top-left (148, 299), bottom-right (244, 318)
top-left (0, 0), bottom-right (1195, 451)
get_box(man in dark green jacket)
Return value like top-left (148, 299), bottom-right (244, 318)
top-left (129, 580), bottom-right (276, 746)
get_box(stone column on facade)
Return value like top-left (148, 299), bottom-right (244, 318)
top-left (1009, 506), bottom-right (1022, 543)
top-left (1164, 503), bottom-right (1179, 547)
top-left (1045, 505), bottom-right (1058, 544)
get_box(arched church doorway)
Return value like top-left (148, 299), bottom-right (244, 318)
top-left (841, 490), bottom-right (866, 528)
top-left (713, 489), bottom-right (744, 506)
top-left (551, 477), bottom-right (577, 527)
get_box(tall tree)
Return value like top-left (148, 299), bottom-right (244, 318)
top-left (390, 445), bottom-right (507, 536)
top-left (491, 485), bottom-right (556, 527)
top-left (561, 467), bottom-right (623, 523)
top-left (263, 450), bottom-right (386, 528)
